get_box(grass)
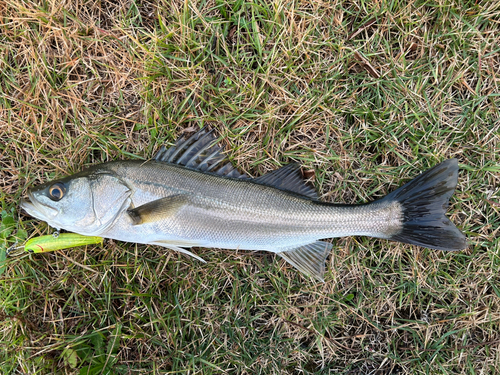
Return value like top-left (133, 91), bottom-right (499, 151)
top-left (0, 0), bottom-right (499, 373)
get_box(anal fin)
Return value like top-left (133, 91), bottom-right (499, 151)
top-left (278, 241), bottom-right (333, 282)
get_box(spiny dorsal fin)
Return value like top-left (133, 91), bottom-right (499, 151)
top-left (254, 163), bottom-right (318, 200)
top-left (154, 127), bottom-right (248, 179)
top-left (278, 241), bottom-right (333, 281)
top-left (127, 195), bottom-right (190, 224)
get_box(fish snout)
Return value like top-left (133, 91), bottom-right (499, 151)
top-left (20, 195), bottom-right (58, 219)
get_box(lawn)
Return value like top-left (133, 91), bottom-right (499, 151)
top-left (0, 0), bottom-right (499, 373)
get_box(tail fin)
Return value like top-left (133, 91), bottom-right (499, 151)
top-left (382, 158), bottom-right (467, 251)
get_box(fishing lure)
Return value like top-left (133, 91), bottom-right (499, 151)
top-left (8, 233), bottom-right (103, 254)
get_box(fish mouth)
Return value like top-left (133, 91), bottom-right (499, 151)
top-left (20, 196), bottom-right (40, 218)
top-left (20, 193), bottom-right (57, 220)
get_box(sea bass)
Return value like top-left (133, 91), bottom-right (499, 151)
top-left (20, 128), bottom-right (467, 280)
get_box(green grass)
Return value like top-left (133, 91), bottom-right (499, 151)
top-left (1, 0), bottom-right (499, 373)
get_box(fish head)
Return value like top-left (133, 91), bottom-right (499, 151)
top-left (21, 168), bottom-right (131, 235)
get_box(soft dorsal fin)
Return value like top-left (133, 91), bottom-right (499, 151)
top-left (154, 127), bottom-right (248, 179)
top-left (254, 163), bottom-right (318, 200)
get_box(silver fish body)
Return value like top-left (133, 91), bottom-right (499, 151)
top-left (21, 128), bottom-right (467, 280)
top-left (92, 160), bottom-right (402, 247)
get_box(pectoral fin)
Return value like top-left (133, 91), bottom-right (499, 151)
top-left (278, 241), bottom-right (333, 282)
top-left (127, 195), bottom-right (190, 225)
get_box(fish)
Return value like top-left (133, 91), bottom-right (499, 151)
top-left (20, 127), bottom-right (467, 281)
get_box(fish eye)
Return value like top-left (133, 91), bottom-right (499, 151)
top-left (48, 182), bottom-right (66, 201)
